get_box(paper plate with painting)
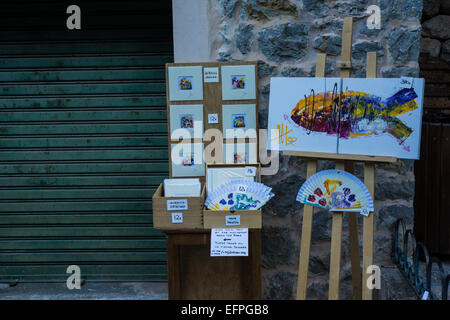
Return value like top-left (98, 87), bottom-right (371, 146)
top-left (296, 169), bottom-right (374, 216)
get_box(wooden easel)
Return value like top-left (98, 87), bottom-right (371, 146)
top-left (288, 17), bottom-right (398, 300)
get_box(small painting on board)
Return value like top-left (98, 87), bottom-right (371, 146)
top-left (267, 77), bottom-right (425, 159)
top-left (181, 153), bottom-right (194, 167)
top-left (232, 114), bottom-right (247, 128)
top-left (178, 76), bottom-right (193, 91)
top-left (179, 114), bottom-right (194, 129)
top-left (231, 75), bottom-right (246, 89)
top-left (233, 153), bottom-right (247, 164)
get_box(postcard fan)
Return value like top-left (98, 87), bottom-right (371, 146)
top-left (296, 169), bottom-right (374, 216)
top-left (205, 180), bottom-right (274, 211)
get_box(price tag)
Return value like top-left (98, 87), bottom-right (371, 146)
top-left (245, 166), bottom-right (256, 177)
top-left (237, 184), bottom-right (248, 193)
top-left (171, 212), bottom-right (183, 224)
top-left (166, 199), bottom-right (188, 211)
top-left (400, 76), bottom-right (413, 88)
top-left (360, 208), bottom-right (369, 216)
top-left (208, 113), bottom-right (219, 124)
top-left (225, 215), bottom-right (241, 226)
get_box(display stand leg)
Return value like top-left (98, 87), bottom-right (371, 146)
top-left (295, 54), bottom-right (326, 300)
top-left (362, 52), bottom-right (377, 300)
top-left (362, 163), bottom-right (375, 299)
top-left (296, 159), bottom-right (317, 299)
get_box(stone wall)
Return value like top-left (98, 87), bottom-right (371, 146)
top-left (207, 0), bottom-right (422, 299)
top-left (421, 0), bottom-right (450, 63)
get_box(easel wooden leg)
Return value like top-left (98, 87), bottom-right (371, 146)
top-left (362, 162), bottom-right (375, 299)
top-left (296, 159), bottom-right (317, 300)
top-left (328, 212), bottom-right (343, 299)
top-left (344, 161), bottom-right (362, 300)
top-left (327, 160), bottom-right (345, 300)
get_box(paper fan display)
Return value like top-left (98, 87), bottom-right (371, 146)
top-left (296, 169), bottom-right (374, 215)
top-left (205, 179), bottom-right (274, 211)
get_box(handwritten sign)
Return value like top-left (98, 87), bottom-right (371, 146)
top-left (210, 228), bottom-right (248, 256)
top-left (225, 215), bottom-right (241, 226)
top-left (166, 199), bottom-right (188, 211)
top-left (204, 67), bottom-right (219, 83)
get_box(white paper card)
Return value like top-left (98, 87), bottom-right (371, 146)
top-left (166, 199), bottom-right (188, 211)
top-left (204, 67), bottom-right (219, 83)
top-left (208, 113), bottom-right (219, 124)
top-left (171, 212), bottom-right (183, 224)
top-left (225, 215), bottom-right (241, 226)
top-left (210, 228), bottom-right (248, 256)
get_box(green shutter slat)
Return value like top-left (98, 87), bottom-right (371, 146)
top-left (0, 226), bottom-right (160, 238)
top-left (0, 110), bottom-right (166, 122)
top-left (0, 175), bottom-right (166, 187)
top-left (0, 264), bottom-right (167, 282)
top-left (0, 188), bottom-right (156, 200)
top-left (0, 162), bottom-right (169, 174)
top-left (0, 239), bottom-right (166, 250)
top-left (0, 69), bottom-right (166, 82)
top-left (0, 96), bottom-right (166, 108)
top-left (0, 201), bottom-right (153, 213)
top-left (0, 214), bottom-right (155, 225)
top-left (0, 42), bottom-right (172, 55)
top-left (0, 136), bottom-right (168, 148)
top-left (0, 55), bottom-right (172, 68)
top-left (0, 124), bottom-right (167, 135)
top-left (0, 82), bottom-right (166, 95)
top-left (0, 251), bottom-right (166, 263)
top-left (0, 150), bottom-right (168, 161)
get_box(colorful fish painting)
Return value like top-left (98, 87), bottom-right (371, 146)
top-left (290, 86), bottom-right (419, 144)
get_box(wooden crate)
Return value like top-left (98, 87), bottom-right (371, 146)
top-left (152, 183), bottom-right (205, 230)
top-left (203, 163), bottom-right (262, 229)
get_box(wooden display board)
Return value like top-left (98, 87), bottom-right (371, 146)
top-left (165, 61), bottom-right (259, 179)
top-left (292, 17), bottom-right (397, 300)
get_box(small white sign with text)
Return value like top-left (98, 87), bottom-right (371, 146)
top-left (210, 228), bottom-right (248, 257)
top-left (204, 67), bottom-right (219, 83)
top-left (166, 199), bottom-right (188, 211)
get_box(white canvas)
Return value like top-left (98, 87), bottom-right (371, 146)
top-left (267, 77), bottom-right (424, 159)
top-left (170, 143), bottom-right (205, 177)
top-left (337, 78), bottom-right (424, 159)
top-left (168, 66), bottom-right (203, 101)
top-left (222, 104), bottom-right (257, 138)
top-left (169, 104), bottom-right (203, 139)
top-left (221, 65), bottom-right (256, 100)
top-left (223, 143), bottom-right (257, 164)
top-left (267, 77), bottom-right (342, 154)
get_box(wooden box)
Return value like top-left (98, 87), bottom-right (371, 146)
top-left (152, 183), bottom-right (205, 230)
top-left (203, 163), bottom-right (262, 229)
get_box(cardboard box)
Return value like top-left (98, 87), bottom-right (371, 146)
top-left (152, 183), bottom-right (205, 230)
top-left (203, 163), bottom-right (262, 229)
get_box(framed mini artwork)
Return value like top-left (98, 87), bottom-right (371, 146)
top-left (223, 143), bottom-right (257, 164)
top-left (169, 104), bottom-right (203, 140)
top-left (168, 66), bottom-right (203, 101)
top-left (222, 104), bottom-right (257, 138)
top-left (170, 143), bottom-right (205, 177)
top-left (221, 65), bottom-right (256, 100)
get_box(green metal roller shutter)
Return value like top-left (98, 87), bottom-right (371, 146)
top-left (0, 1), bottom-right (172, 282)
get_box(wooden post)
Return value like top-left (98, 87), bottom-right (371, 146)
top-left (362, 51), bottom-right (377, 300)
top-left (295, 53), bottom-right (326, 300)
